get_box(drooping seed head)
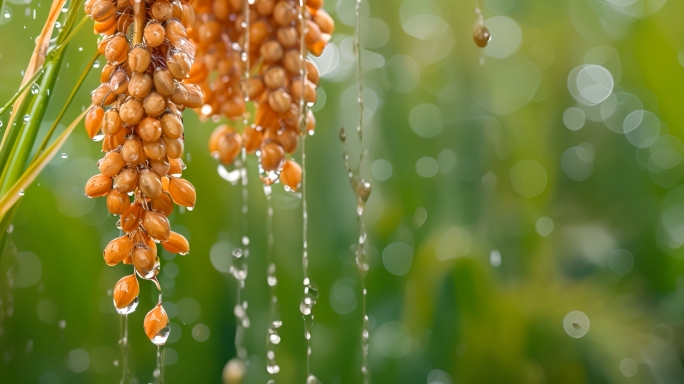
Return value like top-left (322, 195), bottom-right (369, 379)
top-left (143, 211), bottom-right (171, 241)
top-left (168, 178), bottom-right (196, 208)
top-left (162, 231), bottom-right (189, 255)
top-left (107, 189), bottom-right (131, 215)
top-left (104, 235), bottom-right (133, 266)
top-left (85, 174), bottom-right (112, 198)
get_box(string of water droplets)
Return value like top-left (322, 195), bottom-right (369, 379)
top-left (117, 314), bottom-right (131, 384)
top-left (296, 2), bottom-right (320, 384)
top-left (341, 0), bottom-right (373, 382)
top-left (229, 0), bottom-right (254, 367)
top-left (264, 185), bottom-right (282, 382)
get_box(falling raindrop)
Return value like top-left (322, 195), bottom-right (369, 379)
top-left (264, 185), bottom-right (282, 379)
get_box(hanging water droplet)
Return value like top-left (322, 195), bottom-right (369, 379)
top-left (18, 190), bottom-right (24, 196)
top-left (60, 153), bottom-right (67, 159)
top-left (114, 297), bottom-right (139, 315)
top-left (93, 60), bottom-right (100, 69)
top-left (306, 374), bottom-right (322, 384)
top-left (267, 263), bottom-right (277, 287)
top-left (23, 114), bottom-right (30, 122)
top-left (30, 83), bottom-right (39, 94)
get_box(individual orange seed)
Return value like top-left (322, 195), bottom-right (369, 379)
top-left (260, 141), bottom-right (284, 172)
top-left (150, 193), bottom-right (174, 216)
top-left (113, 167), bottom-right (139, 193)
top-left (280, 160), bottom-right (302, 191)
top-left (85, 174), bottom-right (112, 198)
top-left (138, 116), bottom-right (163, 142)
top-left (85, 106), bottom-right (104, 140)
top-left (139, 169), bottom-right (163, 198)
top-left (144, 22), bottom-right (166, 47)
top-left (129, 46), bottom-right (152, 74)
top-left (134, 246), bottom-right (159, 279)
top-left (168, 178), bottom-right (196, 208)
top-left (113, 274), bottom-right (139, 310)
top-left (104, 235), bottom-right (134, 266)
top-left (120, 204), bottom-right (144, 232)
top-left (143, 211), bottom-right (171, 241)
top-left (99, 151), bottom-right (127, 177)
top-left (107, 189), bottom-right (131, 215)
top-left (144, 304), bottom-right (169, 344)
top-left (162, 231), bottom-right (189, 254)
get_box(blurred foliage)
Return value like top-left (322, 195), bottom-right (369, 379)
top-left (3, 0), bottom-right (684, 383)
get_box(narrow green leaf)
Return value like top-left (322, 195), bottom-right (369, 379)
top-left (0, 110), bottom-right (85, 220)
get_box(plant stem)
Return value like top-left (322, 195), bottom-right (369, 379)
top-left (133, 0), bottom-right (145, 45)
top-left (33, 52), bottom-right (99, 159)
top-left (0, 69), bottom-right (45, 119)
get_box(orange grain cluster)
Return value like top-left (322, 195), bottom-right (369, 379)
top-left (83, 0), bottom-right (200, 344)
top-left (186, 0), bottom-right (333, 189)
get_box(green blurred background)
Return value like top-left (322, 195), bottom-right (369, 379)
top-left (3, 0), bottom-right (684, 382)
